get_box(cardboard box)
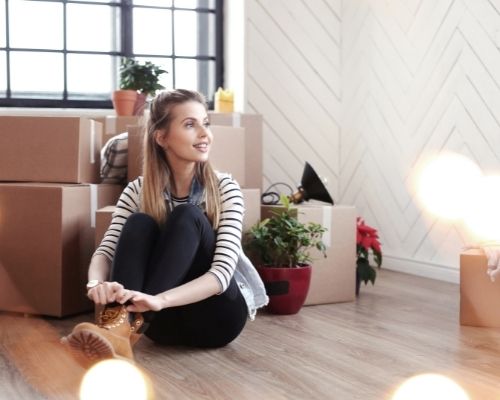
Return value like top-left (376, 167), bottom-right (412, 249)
top-left (127, 125), bottom-right (246, 186)
top-left (460, 249), bottom-right (500, 327)
top-left (95, 205), bottom-right (116, 248)
top-left (95, 188), bottom-right (260, 248)
top-left (0, 116), bottom-right (102, 184)
top-left (209, 112), bottom-right (263, 189)
top-left (261, 203), bottom-right (356, 305)
top-left (93, 116), bottom-right (144, 146)
top-left (210, 126), bottom-right (246, 186)
top-left (0, 183), bottom-right (123, 317)
top-left (242, 188), bottom-right (260, 233)
top-left (127, 125), bottom-right (144, 183)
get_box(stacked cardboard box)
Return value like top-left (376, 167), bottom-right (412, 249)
top-left (92, 115), bottom-right (144, 146)
top-left (208, 112), bottom-right (263, 189)
top-left (0, 116), bottom-right (123, 317)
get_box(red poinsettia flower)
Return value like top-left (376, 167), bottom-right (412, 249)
top-left (356, 217), bottom-right (382, 267)
top-left (356, 217), bottom-right (383, 287)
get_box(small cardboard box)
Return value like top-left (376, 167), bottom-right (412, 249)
top-left (0, 116), bottom-right (102, 184)
top-left (127, 125), bottom-right (246, 186)
top-left (460, 249), bottom-right (500, 327)
top-left (261, 203), bottom-right (356, 305)
top-left (0, 183), bottom-right (122, 317)
top-left (93, 116), bottom-right (144, 146)
top-left (209, 112), bottom-right (263, 189)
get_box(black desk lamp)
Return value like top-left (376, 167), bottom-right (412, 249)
top-left (289, 162), bottom-right (334, 205)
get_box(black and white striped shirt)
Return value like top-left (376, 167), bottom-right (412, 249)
top-left (94, 173), bottom-right (245, 293)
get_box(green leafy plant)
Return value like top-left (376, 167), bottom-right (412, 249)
top-left (356, 217), bottom-right (382, 285)
top-left (245, 195), bottom-right (327, 267)
top-left (119, 57), bottom-right (167, 96)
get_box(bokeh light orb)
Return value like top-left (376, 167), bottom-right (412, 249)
top-left (463, 175), bottom-right (500, 242)
top-left (80, 359), bottom-right (149, 400)
top-left (392, 373), bottom-right (469, 400)
top-left (417, 153), bottom-right (481, 220)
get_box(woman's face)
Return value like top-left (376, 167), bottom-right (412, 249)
top-left (156, 100), bottom-right (213, 168)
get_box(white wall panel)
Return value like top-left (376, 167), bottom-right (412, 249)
top-left (238, 0), bottom-right (500, 282)
top-left (342, 0), bottom-right (500, 282)
top-left (246, 0), bottom-right (341, 200)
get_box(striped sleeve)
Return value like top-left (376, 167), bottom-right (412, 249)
top-left (207, 175), bottom-right (244, 293)
top-left (94, 177), bottom-right (142, 261)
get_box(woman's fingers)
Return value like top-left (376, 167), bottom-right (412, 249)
top-left (117, 289), bottom-right (136, 304)
top-left (88, 281), bottom-right (124, 305)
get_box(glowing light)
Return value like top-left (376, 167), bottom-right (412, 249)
top-left (80, 359), bottom-right (149, 400)
top-left (463, 175), bottom-right (500, 242)
top-left (417, 153), bottom-right (481, 219)
top-left (392, 374), bottom-right (469, 400)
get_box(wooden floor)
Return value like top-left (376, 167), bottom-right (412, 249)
top-left (1, 269), bottom-right (500, 400)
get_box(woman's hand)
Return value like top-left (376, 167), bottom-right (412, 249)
top-left (118, 290), bottom-right (165, 312)
top-left (87, 281), bottom-right (124, 305)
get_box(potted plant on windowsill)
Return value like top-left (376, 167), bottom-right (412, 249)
top-left (356, 217), bottom-right (383, 295)
top-left (244, 195), bottom-right (327, 315)
top-left (112, 57), bottom-right (167, 116)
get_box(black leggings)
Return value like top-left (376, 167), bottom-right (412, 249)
top-left (111, 204), bottom-right (247, 348)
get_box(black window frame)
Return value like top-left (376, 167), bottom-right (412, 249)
top-left (0, 0), bottom-right (224, 108)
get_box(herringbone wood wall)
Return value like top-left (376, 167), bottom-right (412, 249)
top-left (244, 0), bottom-right (500, 282)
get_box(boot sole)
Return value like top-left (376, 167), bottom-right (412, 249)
top-left (61, 329), bottom-right (116, 369)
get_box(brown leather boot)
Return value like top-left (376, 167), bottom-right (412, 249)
top-left (61, 304), bottom-right (144, 368)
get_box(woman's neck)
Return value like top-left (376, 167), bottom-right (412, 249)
top-left (170, 163), bottom-right (196, 198)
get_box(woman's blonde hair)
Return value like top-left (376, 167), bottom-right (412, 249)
top-left (141, 89), bottom-right (220, 228)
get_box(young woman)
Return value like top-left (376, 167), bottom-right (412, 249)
top-left (62, 89), bottom-right (268, 366)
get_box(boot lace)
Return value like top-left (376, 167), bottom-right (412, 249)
top-left (97, 306), bottom-right (127, 330)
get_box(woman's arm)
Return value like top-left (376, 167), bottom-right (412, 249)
top-left (123, 272), bottom-right (221, 312)
top-left (87, 254), bottom-right (128, 305)
top-left (88, 253), bottom-right (111, 282)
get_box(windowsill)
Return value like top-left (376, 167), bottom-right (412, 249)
top-left (0, 108), bottom-right (115, 117)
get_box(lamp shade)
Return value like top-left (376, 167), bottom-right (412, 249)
top-left (290, 162), bottom-right (334, 205)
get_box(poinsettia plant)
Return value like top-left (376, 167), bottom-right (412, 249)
top-left (356, 217), bottom-right (382, 288)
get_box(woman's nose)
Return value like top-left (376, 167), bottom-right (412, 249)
top-left (198, 126), bottom-right (209, 137)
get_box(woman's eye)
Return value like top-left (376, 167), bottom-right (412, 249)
top-left (203, 122), bottom-right (210, 128)
top-left (185, 123), bottom-right (194, 128)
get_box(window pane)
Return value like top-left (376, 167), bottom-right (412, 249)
top-left (133, 0), bottom-right (172, 6)
top-left (67, 4), bottom-right (119, 52)
top-left (136, 57), bottom-right (173, 93)
top-left (133, 8), bottom-right (172, 55)
top-left (174, 10), bottom-right (196, 56)
top-left (9, 1), bottom-right (63, 49)
top-left (67, 54), bottom-right (114, 99)
top-left (0, 51), bottom-right (6, 95)
top-left (175, 58), bottom-right (215, 99)
top-left (10, 52), bottom-right (63, 98)
top-left (175, 0), bottom-right (214, 9)
top-left (0, 0), bottom-right (5, 47)
top-left (175, 58), bottom-right (196, 90)
top-left (174, 10), bottom-right (214, 57)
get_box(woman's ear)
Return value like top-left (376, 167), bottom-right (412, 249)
top-left (154, 130), bottom-right (167, 148)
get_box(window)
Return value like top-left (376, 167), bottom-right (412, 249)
top-left (0, 0), bottom-right (223, 108)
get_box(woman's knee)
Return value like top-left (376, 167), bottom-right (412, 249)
top-left (121, 212), bottom-right (158, 241)
top-left (125, 212), bottom-right (157, 228)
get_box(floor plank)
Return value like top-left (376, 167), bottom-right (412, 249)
top-left (1, 270), bottom-right (499, 399)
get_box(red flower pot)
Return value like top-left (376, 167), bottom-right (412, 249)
top-left (256, 265), bottom-right (312, 315)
